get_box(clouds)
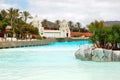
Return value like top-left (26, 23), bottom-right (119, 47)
top-left (0, 0), bottom-right (15, 9)
top-left (3, 0), bottom-right (28, 10)
top-left (1, 0), bottom-right (120, 26)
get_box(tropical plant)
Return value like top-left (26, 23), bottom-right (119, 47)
top-left (88, 20), bottom-right (120, 49)
top-left (68, 21), bottom-right (74, 31)
top-left (76, 22), bottom-right (81, 32)
top-left (0, 9), bottom-right (8, 19)
top-left (7, 8), bottom-right (15, 27)
top-left (42, 19), bottom-right (48, 28)
top-left (13, 9), bottom-right (19, 23)
top-left (55, 20), bottom-right (60, 30)
top-left (22, 11), bottom-right (32, 22)
top-left (0, 8), bottom-right (40, 39)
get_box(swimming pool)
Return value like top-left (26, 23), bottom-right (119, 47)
top-left (0, 40), bottom-right (120, 80)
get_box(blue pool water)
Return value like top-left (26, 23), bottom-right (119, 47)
top-left (0, 40), bottom-right (120, 80)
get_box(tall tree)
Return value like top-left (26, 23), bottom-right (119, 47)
top-left (13, 9), bottom-right (19, 23)
top-left (7, 8), bottom-right (14, 27)
top-left (68, 21), bottom-right (74, 31)
top-left (22, 11), bottom-right (32, 22)
top-left (7, 8), bottom-right (20, 36)
top-left (87, 20), bottom-right (105, 29)
top-left (42, 19), bottom-right (48, 29)
top-left (76, 22), bottom-right (81, 32)
top-left (0, 13), bottom-right (2, 20)
top-left (99, 20), bottom-right (104, 28)
top-left (55, 20), bottom-right (60, 30)
top-left (87, 20), bottom-right (120, 49)
top-left (0, 9), bottom-right (8, 19)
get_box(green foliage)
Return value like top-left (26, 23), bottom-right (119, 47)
top-left (0, 19), bottom-right (9, 33)
top-left (0, 10), bottom-right (8, 19)
top-left (0, 14), bottom-right (2, 20)
top-left (73, 27), bottom-right (79, 32)
top-left (7, 32), bottom-right (13, 37)
top-left (36, 35), bottom-right (42, 40)
top-left (68, 21), bottom-right (74, 31)
top-left (22, 11), bottom-right (32, 22)
top-left (76, 22), bottom-right (81, 32)
top-left (88, 20), bottom-right (120, 49)
top-left (0, 8), bottom-right (40, 39)
top-left (80, 28), bottom-right (88, 32)
top-left (0, 21), bottom-right (3, 32)
top-left (42, 19), bottom-right (48, 28)
top-left (55, 20), bottom-right (60, 29)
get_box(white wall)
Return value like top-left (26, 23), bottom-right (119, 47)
top-left (43, 30), bottom-right (61, 38)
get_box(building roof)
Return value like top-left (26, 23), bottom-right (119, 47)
top-left (81, 32), bottom-right (92, 37)
top-left (70, 32), bottom-right (81, 37)
top-left (70, 32), bottom-right (92, 37)
top-left (6, 26), bottom-right (12, 29)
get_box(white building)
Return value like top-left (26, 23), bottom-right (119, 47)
top-left (32, 16), bottom-right (70, 38)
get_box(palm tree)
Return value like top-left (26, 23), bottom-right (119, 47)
top-left (0, 9), bottom-right (8, 19)
top-left (87, 20), bottom-right (105, 35)
top-left (22, 11), bottom-right (32, 23)
top-left (7, 8), bottom-right (20, 38)
top-left (42, 19), bottom-right (48, 29)
top-left (99, 20), bottom-right (105, 28)
top-left (76, 22), bottom-right (81, 32)
top-left (13, 9), bottom-right (19, 23)
top-left (0, 13), bottom-right (2, 20)
top-left (55, 20), bottom-right (60, 30)
top-left (7, 8), bottom-right (14, 27)
top-left (68, 21), bottom-right (74, 31)
top-left (7, 8), bottom-right (15, 39)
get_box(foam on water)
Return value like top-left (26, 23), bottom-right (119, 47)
top-left (0, 40), bottom-right (120, 80)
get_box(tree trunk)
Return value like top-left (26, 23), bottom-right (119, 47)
top-left (11, 18), bottom-right (12, 27)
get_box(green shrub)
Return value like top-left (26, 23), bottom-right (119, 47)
top-left (36, 35), bottom-right (42, 40)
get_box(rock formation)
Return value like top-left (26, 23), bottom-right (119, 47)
top-left (75, 45), bottom-right (92, 61)
top-left (92, 48), bottom-right (112, 62)
top-left (75, 45), bottom-right (120, 62)
top-left (112, 51), bottom-right (120, 61)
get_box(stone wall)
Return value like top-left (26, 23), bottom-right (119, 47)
top-left (0, 39), bottom-right (56, 49)
top-left (75, 45), bottom-right (92, 61)
top-left (92, 48), bottom-right (112, 62)
top-left (75, 45), bottom-right (120, 62)
top-left (112, 51), bottom-right (120, 61)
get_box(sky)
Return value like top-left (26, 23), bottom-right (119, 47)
top-left (0, 0), bottom-right (120, 27)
